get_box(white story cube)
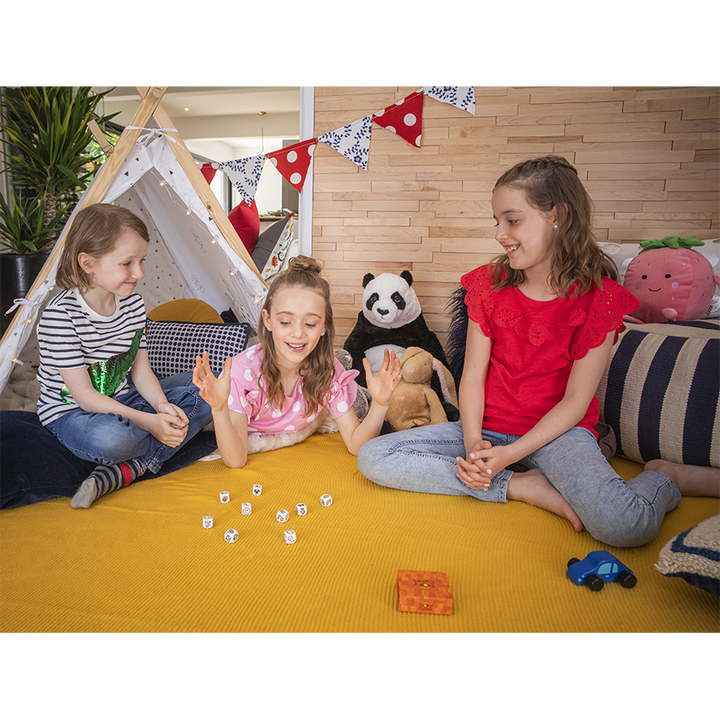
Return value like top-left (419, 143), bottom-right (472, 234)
top-left (276, 509), bottom-right (289, 523)
top-left (252, 484), bottom-right (262, 496)
top-left (220, 491), bottom-right (230, 503)
top-left (224, 528), bottom-right (239, 543)
top-left (320, 494), bottom-right (333, 507)
top-left (241, 502), bottom-right (252, 515)
top-left (284, 530), bottom-right (297, 544)
top-left (202, 516), bottom-right (213, 529)
top-left (295, 503), bottom-right (307, 516)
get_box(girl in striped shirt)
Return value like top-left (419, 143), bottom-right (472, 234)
top-left (36, 204), bottom-right (211, 508)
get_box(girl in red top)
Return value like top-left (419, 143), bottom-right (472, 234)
top-left (358, 156), bottom-right (714, 547)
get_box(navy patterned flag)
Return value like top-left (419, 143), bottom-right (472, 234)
top-left (220, 155), bottom-right (266, 205)
top-left (423, 86), bottom-right (476, 116)
top-left (318, 115), bottom-right (373, 170)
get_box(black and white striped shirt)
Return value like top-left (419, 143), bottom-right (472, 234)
top-left (36, 289), bottom-right (147, 426)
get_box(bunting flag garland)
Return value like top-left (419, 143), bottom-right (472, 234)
top-left (200, 163), bottom-right (217, 185)
top-left (372, 90), bottom-right (424, 147)
top-left (266, 138), bottom-right (317, 193)
top-left (318, 115), bottom-right (373, 171)
top-left (422, 86), bottom-right (476, 116)
top-left (220, 155), bottom-right (265, 205)
top-left (215, 87), bottom-right (474, 193)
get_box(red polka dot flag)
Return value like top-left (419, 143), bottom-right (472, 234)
top-left (266, 138), bottom-right (318, 192)
top-left (372, 90), bottom-right (424, 148)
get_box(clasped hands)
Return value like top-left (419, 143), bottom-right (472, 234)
top-left (144, 402), bottom-right (189, 447)
top-left (456, 440), bottom-right (515, 491)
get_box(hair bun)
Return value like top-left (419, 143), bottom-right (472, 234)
top-left (288, 255), bottom-right (322, 275)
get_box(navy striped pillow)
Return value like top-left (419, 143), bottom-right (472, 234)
top-left (655, 515), bottom-right (719, 596)
top-left (596, 319), bottom-right (719, 467)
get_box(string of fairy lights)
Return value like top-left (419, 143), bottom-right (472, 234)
top-left (2, 128), bottom-right (268, 380)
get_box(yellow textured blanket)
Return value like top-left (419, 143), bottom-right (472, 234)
top-left (1, 434), bottom-right (717, 632)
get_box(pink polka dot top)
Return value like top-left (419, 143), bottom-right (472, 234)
top-left (225, 345), bottom-right (359, 435)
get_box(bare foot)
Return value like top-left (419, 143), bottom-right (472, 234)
top-left (645, 459), bottom-right (720, 498)
top-left (507, 468), bottom-right (584, 532)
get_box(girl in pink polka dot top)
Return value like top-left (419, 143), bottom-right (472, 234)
top-left (193, 256), bottom-right (401, 469)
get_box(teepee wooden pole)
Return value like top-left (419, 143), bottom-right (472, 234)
top-left (87, 120), bottom-right (113, 156)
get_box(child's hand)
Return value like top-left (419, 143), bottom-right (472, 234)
top-left (363, 349), bottom-right (402, 407)
top-left (146, 412), bottom-right (189, 447)
top-left (456, 441), bottom-right (515, 490)
top-left (193, 352), bottom-right (232, 412)
top-left (456, 439), bottom-right (494, 491)
top-left (157, 401), bottom-right (189, 429)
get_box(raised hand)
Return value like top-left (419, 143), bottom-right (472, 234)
top-left (363, 349), bottom-right (402, 407)
top-left (193, 351), bottom-right (233, 412)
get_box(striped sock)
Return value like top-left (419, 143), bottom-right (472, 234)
top-left (71, 458), bottom-right (147, 509)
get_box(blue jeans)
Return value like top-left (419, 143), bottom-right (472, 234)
top-left (48, 372), bottom-right (212, 473)
top-left (357, 420), bottom-right (682, 548)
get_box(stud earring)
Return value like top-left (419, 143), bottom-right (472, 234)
top-left (553, 224), bottom-right (558, 229)
top-left (321, 331), bottom-right (326, 336)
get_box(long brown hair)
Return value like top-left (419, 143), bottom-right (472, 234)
top-left (258, 255), bottom-right (336, 416)
top-left (491, 155), bottom-right (618, 296)
top-left (55, 204), bottom-right (150, 291)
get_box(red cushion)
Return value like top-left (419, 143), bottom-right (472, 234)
top-left (228, 200), bottom-right (260, 254)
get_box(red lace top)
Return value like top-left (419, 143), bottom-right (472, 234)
top-left (461, 265), bottom-right (639, 439)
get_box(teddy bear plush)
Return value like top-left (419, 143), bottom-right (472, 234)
top-left (623, 235), bottom-right (720, 324)
top-left (343, 270), bottom-right (449, 387)
top-left (385, 347), bottom-right (458, 433)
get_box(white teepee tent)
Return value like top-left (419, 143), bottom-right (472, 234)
top-left (0, 87), bottom-right (267, 395)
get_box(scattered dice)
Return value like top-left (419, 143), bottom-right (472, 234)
top-left (284, 529), bottom-right (297, 544)
top-left (320, 494), bottom-right (333, 507)
top-left (241, 502), bottom-right (252, 515)
top-left (295, 503), bottom-right (307, 516)
top-left (202, 515), bottom-right (213, 529)
top-left (252, 484), bottom-right (262, 496)
top-left (224, 528), bottom-right (239, 543)
top-left (276, 509), bottom-right (289, 523)
top-left (220, 491), bottom-right (230, 503)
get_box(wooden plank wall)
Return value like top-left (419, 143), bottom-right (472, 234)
top-left (311, 86), bottom-right (719, 348)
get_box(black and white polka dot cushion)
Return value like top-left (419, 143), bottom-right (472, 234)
top-left (146, 319), bottom-right (250, 379)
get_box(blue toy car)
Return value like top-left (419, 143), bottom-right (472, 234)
top-left (566, 550), bottom-right (637, 591)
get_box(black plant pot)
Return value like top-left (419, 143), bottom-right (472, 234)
top-left (0, 253), bottom-right (49, 336)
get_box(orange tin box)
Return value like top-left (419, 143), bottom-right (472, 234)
top-left (397, 569), bottom-right (453, 616)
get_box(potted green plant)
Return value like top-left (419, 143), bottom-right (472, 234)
top-left (0, 86), bottom-right (115, 334)
top-left (0, 192), bottom-right (64, 331)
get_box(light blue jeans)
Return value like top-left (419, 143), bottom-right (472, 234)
top-left (48, 372), bottom-right (212, 473)
top-left (357, 420), bottom-right (682, 548)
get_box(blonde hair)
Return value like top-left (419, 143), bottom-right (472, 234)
top-left (258, 256), bottom-right (336, 415)
top-left (491, 155), bottom-right (618, 296)
top-left (55, 204), bottom-right (150, 291)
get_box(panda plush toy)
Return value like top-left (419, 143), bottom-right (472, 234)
top-left (343, 270), bottom-right (449, 388)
